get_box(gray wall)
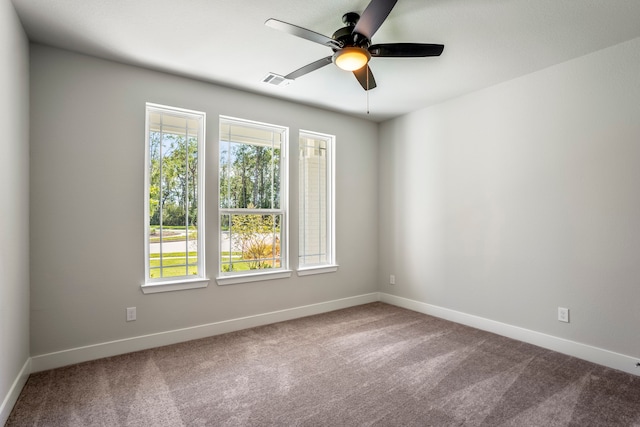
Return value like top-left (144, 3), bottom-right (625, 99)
top-left (379, 37), bottom-right (640, 357)
top-left (0, 0), bottom-right (30, 417)
top-left (29, 45), bottom-right (378, 356)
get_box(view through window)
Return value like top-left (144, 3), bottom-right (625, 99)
top-left (219, 117), bottom-right (288, 275)
top-left (145, 104), bottom-right (205, 283)
top-left (299, 131), bottom-right (335, 269)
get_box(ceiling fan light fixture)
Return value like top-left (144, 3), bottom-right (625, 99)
top-left (333, 47), bottom-right (371, 71)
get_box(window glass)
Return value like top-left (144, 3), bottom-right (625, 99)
top-left (219, 117), bottom-right (287, 276)
top-left (145, 104), bottom-right (205, 284)
top-left (299, 131), bottom-right (335, 269)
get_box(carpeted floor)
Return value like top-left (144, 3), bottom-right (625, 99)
top-left (7, 302), bottom-right (640, 426)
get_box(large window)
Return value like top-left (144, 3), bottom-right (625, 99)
top-left (298, 131), bottom-right (336, 274)
top-left (218, 116), bottom-right (289, 284)
top-left (143, 104), bottom-right (207, 293)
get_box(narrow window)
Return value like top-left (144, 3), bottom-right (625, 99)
top-left (144, 104), bottom-right (206, 292)
top-left (298, 131), bottom-right (336, 274)
top-left (218, 116), bottom-right (289, 284)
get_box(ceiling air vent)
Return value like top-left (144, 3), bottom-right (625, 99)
top-left (262, 72), bottom-right (292, 87)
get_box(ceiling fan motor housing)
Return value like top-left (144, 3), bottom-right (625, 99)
top-left (342, 12), bottom-right (360, 26)
top-left (332, 12), bottom-right (371, 50)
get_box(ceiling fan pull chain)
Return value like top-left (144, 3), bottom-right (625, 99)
top-left (366, 67), bottom-right (370, 114)
top-left (367, 90), bottom-right (370, 114)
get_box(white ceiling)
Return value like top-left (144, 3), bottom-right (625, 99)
top-left (11, 0), bottom-right (640, 122)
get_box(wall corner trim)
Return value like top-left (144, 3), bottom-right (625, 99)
top-left (31, 293), bottom-right (381, 373)
top-left (1, 357), bottom-right (31, 425)
top-left (379, 293), bottom-right (639, 376)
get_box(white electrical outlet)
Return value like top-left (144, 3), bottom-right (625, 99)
top-left (390, 275), bottom-right (396, 285)
top-left (126, 307), bottom-right (136, 322)
top-left (558, 307), bottom-right (569, 323)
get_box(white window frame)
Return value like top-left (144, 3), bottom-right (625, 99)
top-left (297, 130), bottom-right (337, 276)
top-left (217, 116), bottom-right (291, 286)
top-left (142, 103), bottom-right (208, 294)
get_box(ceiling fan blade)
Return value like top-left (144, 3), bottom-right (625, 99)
top-left (285, 56), bottom-right (333, 80)
top-left (265, 19), bottom-right (341, 48)
top-left (369, 43), bottom-right (445, 57)
top-left (353, 0), bottom-right (398, 40)
top-left (353, 65), bottom-right (377, 91)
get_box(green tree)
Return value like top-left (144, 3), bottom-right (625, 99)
top-left (219, 142), bottom-right (281, 209)
top-left (149, 132), bottom-right (198, 227)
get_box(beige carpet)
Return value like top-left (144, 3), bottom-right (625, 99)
top-left (8, 302), bottom-right (640, 426)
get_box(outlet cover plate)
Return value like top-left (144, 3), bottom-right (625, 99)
top-left (558, 307), bottom-right (569, 323)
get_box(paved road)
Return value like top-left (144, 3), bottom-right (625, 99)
top-left (149, 232), bottom-right (231, 253)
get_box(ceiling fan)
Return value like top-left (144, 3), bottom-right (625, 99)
top-left (265, 0), bottom-right (444, 91)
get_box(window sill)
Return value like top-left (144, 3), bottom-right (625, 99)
top-left (141, 278), bottom-right (210, 294)
top-left (297, 265), bottom-right (339, 276)
top-left (216, 270), bottom-right (293, 286)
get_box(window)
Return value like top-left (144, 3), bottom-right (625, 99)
top-left (298, 131), bottom-right (336, 275)
top-left (218, 116), bottom-right (290, 285)
top-left (143, 104), bottom-right (207, 293)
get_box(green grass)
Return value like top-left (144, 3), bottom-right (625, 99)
top-left (149, 225), bottom-right (197, 230)
top-left (219, 258), bottom-right (281, 272)
top-left (221, 251), bottom-right (243, 257)
top-left (149, 265), bottom-right (198, 278)
top-left (150, 257), bottom-right (197, 266)
top-left (149, 233), bottom-right (197, 243)
top-left (150, 251), bottom-right (198, 258)
top-left (149, 251), bottom-right (239, 277)
top-left (148, 251), bottom-right (279, 277)
top-left (149, 251), bottom-right (197, 278)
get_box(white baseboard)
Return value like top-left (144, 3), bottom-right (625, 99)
top-left (1, 358), bottom-right (31, 425)
top-left (25, 291), bottom-right (640, 379)
top-left (31, 293), bottom-right (380, 373)
top-left (380, 293), bottom-right (640, 376)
